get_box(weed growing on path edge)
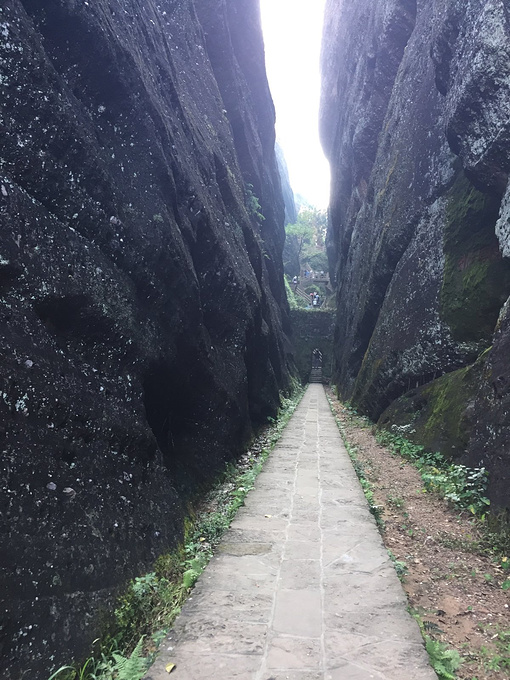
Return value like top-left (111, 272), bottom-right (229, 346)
top-left (375, 430), bottom-right (491, 518)
top-left (477, 625), bottom-right (510, 672)
top-left (409, 609), bottom-right (463, 680)
top-left (48, 638), bottom-right (148, 680)
top-left (46, 388), bottom-right (305, 680)
top-left (353, 413), bottom-right (510, 559)
top-left (387, 492), bottom-right (405, 509)
top-left (387, 550), bottom-right (408, 580)
top-left (326, 396), bottom-right (384, 529)
top-left (425, 636), bottom-right (463, 680)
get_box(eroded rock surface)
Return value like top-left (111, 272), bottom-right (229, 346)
top-left (321, 0), bottom-right (510, 507)
top-left (0, 1), bottom-right (291, 675)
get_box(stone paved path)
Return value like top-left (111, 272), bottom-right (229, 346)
top-left (147, 384), bottom-right (436, 680)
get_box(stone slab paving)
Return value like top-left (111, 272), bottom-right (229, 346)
top-left (146, 384), bottom-right (436, 680)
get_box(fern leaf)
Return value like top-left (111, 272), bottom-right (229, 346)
top-left (111, 637), bottom-right (148, 680)
top-left (425, 637), bottom-right (461, 680)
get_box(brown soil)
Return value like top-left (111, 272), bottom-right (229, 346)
top-left (326, 388), bottom-right (510, 679)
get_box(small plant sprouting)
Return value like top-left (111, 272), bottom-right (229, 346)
top-left (245, 183), bottom-right (265, 223)
top-left (387, 493), bottom-right (405, 509)
top-left (410, 608), bottom-right (462, 679)
top-left (425, 636), bottom-right (462, 680)
top-left (476, 625), bottom-right (510, 670)
top-left (375, 430), bottom-right (490, 518)
top-left (387, 549), bottom-right (408, 581)
top-left (111, 637), bottom-right (148, 680)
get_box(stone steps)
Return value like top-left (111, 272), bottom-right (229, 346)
top-left (309, 368), bottom-right (323, 383)
top-left (294, 285), bottom-right (310, 302)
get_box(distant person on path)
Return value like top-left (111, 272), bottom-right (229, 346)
top-left (292, 275), bottom-right (298, 291)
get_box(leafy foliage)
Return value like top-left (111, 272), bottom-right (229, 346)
top-left (421, 465), bottom-right (490, 516)
top-left (111, 638), bottom-right (148, 680)
top-left (297, 208), bottom-right (327, 248)
top-left (425, 636), bottom-right (462, 679)
top-left (245, 183), bottom-right (265, 222)
top-left (285, 207), bottom-right (327, 269)
top-left (46, 638), bottom-right (149, 680)
top-left (285, 220), bottom-right (314, 261)
top-left (284, 275), bottom-right (298, 309)
top-left (113, 573), bottom-right (181, 650)
top-left (387, 550), bottom-right (408, 580)
top-left (376, 430), bottom-right (490, 517)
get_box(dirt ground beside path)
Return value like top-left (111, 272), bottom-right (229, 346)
top-left (326, 389), bottom-right (510, 680)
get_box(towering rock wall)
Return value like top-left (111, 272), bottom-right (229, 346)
top-left (321, 0), bottom-right (510, 508)
top-left (0, 0), bottom-right (291, 675)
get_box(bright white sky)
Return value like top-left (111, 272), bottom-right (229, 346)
top-left (260, 0), bottom-right (330, 209)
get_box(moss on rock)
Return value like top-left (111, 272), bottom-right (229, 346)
top-left (440, 173), bottom-right (510, 342)
top-left (378, 349), bottom-right (490, 460)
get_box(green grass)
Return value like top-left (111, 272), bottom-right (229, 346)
top-left (477, 625), bottom-right (510, 671)
top-left (332, 394), bottom-right (510, 679)
top-left (387, 493), bottom-right (405, 509)
top-left (47, 638), bottom-right (148, 680)
top-left (373, 430), bottom-right (510, 564)
top-left (327, 398), bottom-right (384, 529)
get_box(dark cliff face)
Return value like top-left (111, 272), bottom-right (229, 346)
top-left (321, 0), bottom-right (510, 508)
top-left (0, 0), bottom-right (291, 675)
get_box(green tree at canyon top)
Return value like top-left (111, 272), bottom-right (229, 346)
top-left (284, 207), bottom-right (328, 276)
